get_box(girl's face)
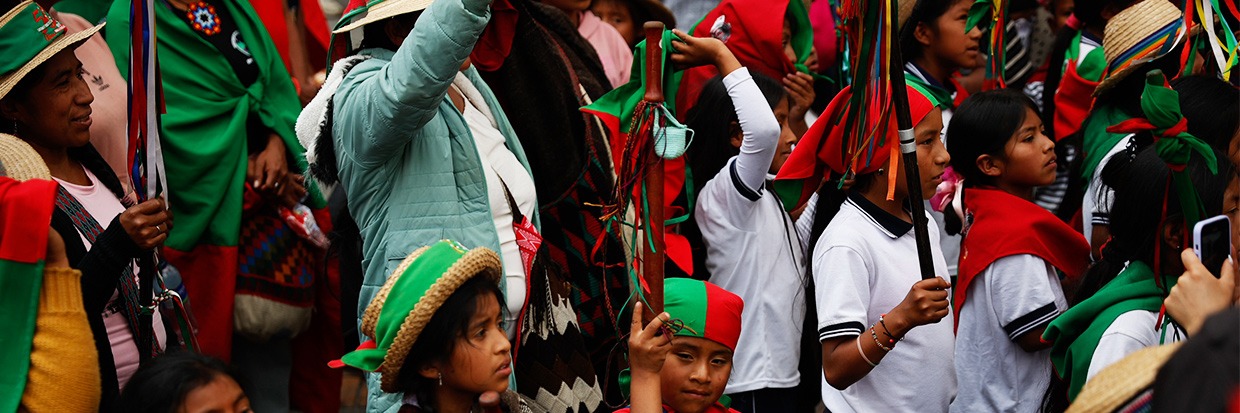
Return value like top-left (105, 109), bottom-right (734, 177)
top-left (990, 107), bottom-right (1056, 189)
top-left (1050, 0), bottom-right (1074, 33)
top-left (920, 0), bottom-right (983, 71)
top-left (658, 336), bottom-right (732, 413)
top-left (782, 21), bottom-right (796, 65)
top-left (769, 97), bottom-right (798, 174)
top-left (439, 293), bottom-right (512, 396)
top-left (895, 107), bottom-right (951, 199)
top-left (1, 49), bottom-right (93, 151)
top-left (1224, 175), bottom-right (1239, 260)
top-left (592, 0), bottom-right (638, 46)
top-left (179, 374), bottom-right (252, 413)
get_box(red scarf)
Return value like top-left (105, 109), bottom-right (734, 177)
top-left (954, 188), bottom-right (1090, 329)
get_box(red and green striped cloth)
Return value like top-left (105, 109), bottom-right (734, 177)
top-left (664, 278), bottom-right (743, 351)
top-left (0, 177), bottom-right (58, 412)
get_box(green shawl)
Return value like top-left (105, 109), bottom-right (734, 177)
top-left (1042, 261), bottom-right (1175, 401)
top-left (104, 0), bottom-right (320, 250)
top-left (1078, 103), bottom-right (1136, 182)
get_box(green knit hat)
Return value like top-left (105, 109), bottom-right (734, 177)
top-left (329, 239), bottom-right (502, 393)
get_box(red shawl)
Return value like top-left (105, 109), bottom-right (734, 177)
top-left (954, 188), bottom-right (1090, 329)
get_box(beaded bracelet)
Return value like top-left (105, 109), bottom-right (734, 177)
top-left (870, 325), bottom-right (893, 352)
top-left (878, 314), bottom-right (902, 343)
top-left (856, 335), bottom-right (877, 366)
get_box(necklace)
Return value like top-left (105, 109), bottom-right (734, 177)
top-left (184, 1), bottom-right (221, 36)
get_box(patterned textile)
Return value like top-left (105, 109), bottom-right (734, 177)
top-left (236, 201), bottom-right (314, 307)
top-left (516, 250), bottom-right (606, 413)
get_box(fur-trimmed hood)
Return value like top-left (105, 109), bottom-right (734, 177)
top-left (295, 54), bottom-right (373, 189)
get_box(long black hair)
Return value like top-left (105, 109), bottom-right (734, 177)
top-left (679, 72), bottom-right (786, 281)
top-left (1039, 145), bottom-right (1237, 413)
top-left (117, 350), bottom-right (251, 413)
top-left (1171, 75), bottom-right (1240, 154)
top-left (393, 275), bottom-right (506, 411)
top-left (942, 88), bottom-right (1041, 234)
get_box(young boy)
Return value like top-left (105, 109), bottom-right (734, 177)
top-left (623, 278), bottom-right (745, 413)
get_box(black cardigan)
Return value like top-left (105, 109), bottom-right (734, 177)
top-left (48, 143), bottom-right (169, 413)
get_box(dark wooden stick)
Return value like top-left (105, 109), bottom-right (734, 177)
top-left (887, 5), bottom-right (936, 280)
top-left (641, 21), bottom-right (666, 320)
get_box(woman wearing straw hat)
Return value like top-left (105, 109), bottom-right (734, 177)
top-left (296, 0), bottom-right (543, 410)
top-left (0, 2), bottom-right (177, 410)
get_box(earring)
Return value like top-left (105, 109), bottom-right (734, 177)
top-left (876, 168), bottom-right (885, 175)
top-left (437, 372), bottom-right (443, 386)
top-left (11, 120), bottom-right (16, 137)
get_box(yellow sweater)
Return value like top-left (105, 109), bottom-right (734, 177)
top-left (20, 266), bottom-right (101, 412)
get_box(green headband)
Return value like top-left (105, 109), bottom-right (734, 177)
top-left (0, 1), bottom-right (67, 78)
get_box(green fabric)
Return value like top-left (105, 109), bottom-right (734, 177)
top-left (1135, 70), bottom-right (1218, 227)
top-left (1043, 261), bottom-right (1175, 401)
top-left (664, 277), bottom-right (709, 340)
top-left (786, 0), bottom-right (815, 75)
top-left (0, 258), bottom-right (43, 413)
top-left (104, 0), bottom-right (322, 250)
top-left (581, 28), bottom-right (685, 134)
top-left (1061, 32), bottom-right (1105, 81)
top-left (339, 240), bottom-right (474, 372)
top-left (50, 0), bottom-right (110, 25)
top-left (1078, 104), bottom-right (1135, 181)
top-left (965, 0), bottom-right (993, 34)
top-left (0, 2), bottom-right (67, 78)
top-left (904, 74), bottom-right (953, 107)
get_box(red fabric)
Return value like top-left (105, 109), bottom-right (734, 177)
top-left (701, 281), bottom-right (744, 351)
top-left (949, 77), bottom-right (970, 107)
top-left (248, 0), bottom-right (331, 73)
top-left (0, 178), bottom-right (56, 263)
top-left (612, 403), bottom-right (740, 412)
top-left (165, 244), bottom-right (238, 361)
top-left (809, 0), bottom-right (837, 74)
top-left (289, 251), bottom-right (344, 413)
top-left (953, 188), bottom-right (1090, 329)
top-left (470, 0), bottom-right (518, 71)
top-left (1053, 60), bottom-right (1098, 141)
top-left (774, 85), bottom-right (938, 208)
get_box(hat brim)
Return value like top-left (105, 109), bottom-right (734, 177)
top-left (0, 22), bottom-right (103, 100)
top-left (1064, 342), bottom-right (1182, 413)
top-left (362, 245), bottom-right (503, 393)
top-left (332, 0), bottom-right (434, 34)
top-left (1093, 25), bottom-right (1198, 96)
top-left (0, 133), bottom-right (51, 181)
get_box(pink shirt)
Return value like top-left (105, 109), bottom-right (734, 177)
top-left (56, 11), bottom-right (133, 195)
top-left (577, 11), bottom-right (633, 89)
top-left (54, 167), bottom-right (166, 390)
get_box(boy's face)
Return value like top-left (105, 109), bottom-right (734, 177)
top-left (658, 336), bottom-right (732, 413)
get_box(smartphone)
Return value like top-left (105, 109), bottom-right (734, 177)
top-left (1193, 215), bottom-right (1232, 278)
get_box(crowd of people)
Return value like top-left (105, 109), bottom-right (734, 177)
top-left (0, 0), bottom-right (1237, 411)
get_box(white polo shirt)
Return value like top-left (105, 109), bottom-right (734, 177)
top-left (951, 254), bottom-right (1066, 413)
top-left (813, 192), bottom-right (956, 413)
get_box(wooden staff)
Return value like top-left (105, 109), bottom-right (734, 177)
top-left (642, 21), bottom-right (666, 320)
top-left (887, 5), bottom-right (936, 280)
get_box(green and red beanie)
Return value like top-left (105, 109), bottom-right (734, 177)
top-left (663, 278), bottom-right (743, 351)
top-left (773, 83), bottom-right (944, 210)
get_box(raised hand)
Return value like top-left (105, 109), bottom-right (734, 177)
top-left (668, 29), bottom-right (742, 76)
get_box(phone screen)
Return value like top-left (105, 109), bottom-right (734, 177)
top-left (1197, 218), bottom-right (1231, 277)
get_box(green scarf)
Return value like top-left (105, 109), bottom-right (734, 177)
top-left (1078, 103), bottom-right (1136, 182)
top-left (104, 0), bottom-right (322, 250)
top-left (1042, 261), bottom-right (1176, 401)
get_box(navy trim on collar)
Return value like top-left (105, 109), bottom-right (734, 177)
top-left (904, 61), bottom-right (957, 95)
top-left (846, 190), bottom-right (913, 238)
top-left (1081, 30), bottom-right (1102, 48)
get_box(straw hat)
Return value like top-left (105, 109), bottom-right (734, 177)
top-left (630, 0), bottom-right (676, 30)
top-left (1093, 0), bottom-right (1188, 95)
top-left (1065, 342), bottom-right (1182, 413)
top-left (330, 239), bottom-right (502, 393)
top-left (0, 0), bottom-right (103, 100)
top-left (0, 133), bottom-right (51, 181)
top-left (332, 0), bottom-right (433, 34)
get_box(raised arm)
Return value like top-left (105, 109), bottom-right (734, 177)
top-left (333, 0), bottom-right (493, 167)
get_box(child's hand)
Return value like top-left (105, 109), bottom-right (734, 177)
top-left (628, 301), bottom-right (672, 375)
top-left (668, 29), bottom-right (742, 76)
top-left (889, 277), bottom-right (951, 333)
top-left (783, 72), bottom-right (815, 119)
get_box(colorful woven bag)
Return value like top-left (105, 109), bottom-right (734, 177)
top-left (234, 186), bottom-right (316, 343)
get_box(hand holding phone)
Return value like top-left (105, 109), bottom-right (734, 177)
top-left (1194, 215), bottom-right (1232, 278)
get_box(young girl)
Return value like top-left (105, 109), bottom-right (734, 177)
top-left (675, 28), bottom-right (803, 413)
top-left (776, 83), bottom-right (955, 412)
top-left (118, 351), bottom-right (253, 413)
top-left (900, 0), bottom-right (983, 114)
top-left (942, 89), bottom-right (1090, 413)
top-left (330, 240), bottom-right (528, 413)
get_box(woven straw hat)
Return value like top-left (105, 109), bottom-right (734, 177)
top-left (0, 1), bottom-right (103, 99)
top-left (1094, 0), bottom-right (1187, 95)
top-left (333, 0), bottom-right (433, 34)
top-left (1065, 342), bottom-right (1182, 413)
top-left (0, 133), bottom-right (51, 181)
top-left (332, 239), bottom-right (502, 393)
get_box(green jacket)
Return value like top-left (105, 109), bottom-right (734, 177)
top-left (329, 0), bottom-right (537, 410)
